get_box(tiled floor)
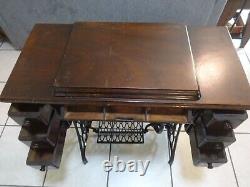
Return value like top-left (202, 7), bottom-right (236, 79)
top-left (45, 129), bottom-right (110, 187)
top-left (0, 126), bottom-right (46, 186)
top-left (108, 132), bottom-right (172, 187)
top-left (172, 133), bottom-right (238, 187)
top-left (0, 37), bottom-right (249, 187)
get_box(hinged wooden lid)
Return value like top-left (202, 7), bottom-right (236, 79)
top-left (54, 22), bottom-right (200, 100)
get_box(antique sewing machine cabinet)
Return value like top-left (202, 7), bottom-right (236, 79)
top-left (1, 22), bottom-right (250, 171)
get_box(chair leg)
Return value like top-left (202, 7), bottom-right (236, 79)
top-left (240, 12), bottom-right (250, 48)
top-left (217, 0), bottom-right (241, 26)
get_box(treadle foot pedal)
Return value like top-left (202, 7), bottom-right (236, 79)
top-left (97, 121), bottom-right (144, 144)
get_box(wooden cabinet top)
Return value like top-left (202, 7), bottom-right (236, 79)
top-left (1, 23), bottom-right (250, 110)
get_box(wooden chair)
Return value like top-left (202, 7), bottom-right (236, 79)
top-left (218, 0), bottom-right (250, 48)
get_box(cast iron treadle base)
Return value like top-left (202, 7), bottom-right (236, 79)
top-left (72, 120), bottom-right (182, 166)
top-left (144, 123), bottom-right (182, 165)
top-left (97, 121), bottom-right (144, 144)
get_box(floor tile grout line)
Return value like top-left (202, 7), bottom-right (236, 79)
top-left (0, 124), bottom-right (20, 127)
top-left (0, 117), bottom-right (9, 137)
top-left (106, 143), bottom-right (112, 187)
top-left (227, 148), bottom-right (240, 187)
top-left (243, 48), bottom-right (250, 63)
top-left (167, 131), bottom-right (174, 187)
top-left (42, 168), bottom-right (48, 187)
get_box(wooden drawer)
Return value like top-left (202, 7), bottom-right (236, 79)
top-left (64, 105), bottom-right (188, 123)
top-left (26, 121), bottom-right (67, 169)
top-left (8, 104), bottom-right (53, 126)
top-left (18, 111), bottom-right (61, 147)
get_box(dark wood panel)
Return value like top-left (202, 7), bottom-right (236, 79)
top-left (188, 26), bottom-right (250, 108)
top-left (0, 24), bottom-right (73, 103)
top-left (54, 22), bottom-right (199, 100)
top-left (0, 23), bottom-right (250, 110)
top-left (26, 123), bottom-right (67, 168)
top-left (18, 111), bottom-right (61, 147)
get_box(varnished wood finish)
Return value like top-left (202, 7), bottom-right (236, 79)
top-left (0, 23), bottom-right (250, 110)
top-left (188, 26), bottom-right (250, 109)
top-left (0, 24), bottom-right (72, 103)
top-left (64, 105), bottom-right (188, 123)
top-left (54, 22), bottom-right (199, 100)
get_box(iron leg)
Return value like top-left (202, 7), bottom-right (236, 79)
top-left (165, 123), bottom-right (182, 165)
top-left (73, 121), bottom-right (90, 164)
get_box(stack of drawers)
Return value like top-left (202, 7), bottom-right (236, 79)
top-left (8, 104), bottom-right (68, 170)
top-left (186, 110), bottom-right (247, 168)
